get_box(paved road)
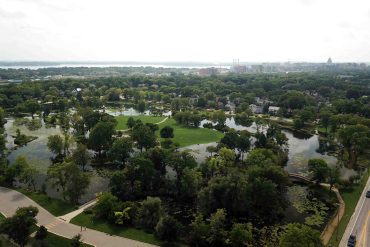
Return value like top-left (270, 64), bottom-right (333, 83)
top-left (0, 187), bottom-right (156, 247)
top-left (340, 175), bottom-right (370, 247)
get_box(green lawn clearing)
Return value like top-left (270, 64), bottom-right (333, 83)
top-left (16, 188), bottom-right (77, 216)
top-left (70, 212), bottom-right (162, 246)
top-left (157, 118), bottom-right (224, 147)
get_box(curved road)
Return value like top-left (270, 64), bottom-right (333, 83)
top-left (340, 175), bottom-right (370, 247)
top-left (0, 187), bottom-right (156, 247)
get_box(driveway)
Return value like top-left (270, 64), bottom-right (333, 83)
top-left (0, 187), bottom-right (156, 247)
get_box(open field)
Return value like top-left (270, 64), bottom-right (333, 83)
top-left (157, 118), bottom-right (224, 147)
top-left (71, 212), bottom-right (162, 246)
top-left (116, 116), bottom-right (224, 147)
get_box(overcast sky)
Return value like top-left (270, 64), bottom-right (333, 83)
top-left (0, 0), bottom-right (370, 63)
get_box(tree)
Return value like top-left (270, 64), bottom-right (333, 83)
top-left (212, 110), bottom-right (226, 126)
top-left (308, 159), bottom-right (330, 184)
top-left (25, 99), bottom-right (40, 119)
top-left (337, 124), bottom-right (370, 168)
top-left (237, 131), bottom-right (251, 160)
top-left (65, 163), bottom-right (90, 205)
top-left (47, 162), bottom-right (90, 204)
top-left (319, 110), bottom-right (332, 135)
top-left (94, 192), bottom-right (119, 221)
top-left (132, 124), bottom-right (157, 152)
top-left (13, 156), bottom-right (37, 191)
top-left (35, 225), bottom-right (48, 241)
top-left (279, 223), bottom-right (323, 247)
top-left (328, 166), bottom-right (340, 190)
top-left (0, 206), bottom-right (38, 247)
top-left (155, 215), bottom-right (182, 242)
top-left (179, 168), bottom-right (202, 200)
top-left (127, 117), bottom-right (136, 129)
top-left (70, 234), bottom-right (83, 247)
top-left (88, 121), bottom-right (116, 156)
top-left (220, 131), bottom-right (239, 149)
top-left (136, 100), bottom-right (146, 113)
top-left (167, 151), bottom-right (197, 194)
top-left (72, 143), bottom-right (90, 172)
top-left (189, 214), bottom-right (210, 247)
top-left (229, 223), bottom-right (253, 247)
top-left (109, 137), bottom-right (133, 165)
top-left (47, 135), bottom-right (64, 156)
top-left (206, 145), bottom-right (218, 156)
top-left (207, 208), bottom-right (228, 246)
top-left (160, 126), bottom-right (174, 139)
top-left (136, 197), bottom-right (163, 231)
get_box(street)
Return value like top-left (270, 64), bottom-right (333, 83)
top-left (340, 176), bottom-right (370, 247)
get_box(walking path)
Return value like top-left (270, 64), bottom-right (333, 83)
top-left (319, 184), bottom-right (345, 245)
top-left (0, 187), bottom-right (156, 247)
top-left (59, 199), bottom-right (97, 223)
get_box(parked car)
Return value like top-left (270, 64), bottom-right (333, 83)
top-left (366, 190), bottom-right (370, 198)
top-left (347, 234), bottom-right (356, 247)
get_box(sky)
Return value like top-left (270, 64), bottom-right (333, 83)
top-left (0, 0), bottom-right (370, 63)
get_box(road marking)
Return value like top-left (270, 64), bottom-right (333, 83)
top-left (357, 211), bottom-right (370, 247)
top-left (350, 191), bottom-right (368, 235)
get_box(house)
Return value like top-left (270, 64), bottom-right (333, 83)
top-left (249, 104), bottom-right (263, 114)
top-left (268, 106), bottom-right (280, 115)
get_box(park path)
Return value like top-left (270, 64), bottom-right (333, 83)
top-left (59, 199), bottom-right (98, 223)
top-left (0, 187), bottom-right (156, 247)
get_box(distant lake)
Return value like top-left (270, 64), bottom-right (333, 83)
top-left (0, 62), bottom-right (231, 70)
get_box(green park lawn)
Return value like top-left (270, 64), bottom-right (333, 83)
top-left (71, 212), bottom-right (162, 246)
top-left (16, 188), bottom-right (77, 216)
top-left (328, 171), bottom-right (370, 246)
top-left (157, 118), bottom-right (224, 147)
top-left (116, 115), bottom-right (166, 130)
top-left (116, 116), bottom-right (224, 147)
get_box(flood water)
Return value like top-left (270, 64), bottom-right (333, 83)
top-left (4, 117), bottom-right (109, 203)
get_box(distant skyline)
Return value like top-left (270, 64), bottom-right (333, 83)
top-left (1, 0), bottom-right (370, 62)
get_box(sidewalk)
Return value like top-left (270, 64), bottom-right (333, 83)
top-left (0, 187), bottom-right (156, 247)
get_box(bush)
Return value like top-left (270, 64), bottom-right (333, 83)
top-left (155, 215), bottom-right (182, 242)
top-left (34, 225), bottom-right (48, 241)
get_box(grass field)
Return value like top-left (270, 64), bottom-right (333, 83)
top-left (71, 212), bottom-right (162, 246)
top-left (157, 118), bottom-right (224, 147)
top-left (30, 231), bottom-right (93, 247)
top-left (115, 116), bottom-right (224, 147)
top-left (16, 188), bottom-right (77, 216)
top-left (116, 115), bottom-right (166, 130)
top-left (328, 171), bottom-right (370, 246)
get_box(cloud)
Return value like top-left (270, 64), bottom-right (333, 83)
top-left (0, 8), bottom-right (26, 18)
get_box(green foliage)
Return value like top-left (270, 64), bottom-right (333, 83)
top-left (136, 197), bottom-right (163, 231)
top-left (34, 225), bottom-right (48, 240)
top-left (308, 158), bottom-right (330, 184)
top-left (155, 215), bottom-right (182, 242)
top-left (0, 206), bottom-right (38, 247)
top-left (160, 126), bottom-right (174, 138)
top-left (94, 192), bottom-right (119, 221)
top-left (279, 223), bottom-right (323, 247)
top-left (229, 223), bottom-right (253, 247)
top-left (108, 137), bottom-right (133, 165)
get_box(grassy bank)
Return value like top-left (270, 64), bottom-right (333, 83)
top-left (71, 212), bottom-right (162, 246)
top-left (16, 188), bottom-right (76, 216)
top-left (30, 230), bottom-right (93, 247)
top-left (328, 171), bottom-right (370, 246)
